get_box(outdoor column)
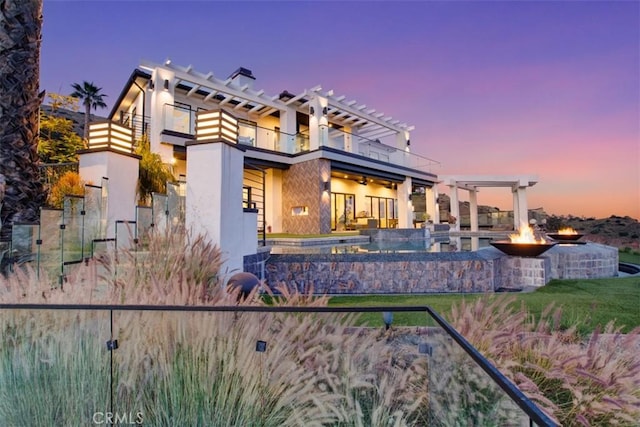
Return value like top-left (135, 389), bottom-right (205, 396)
top-left (425, 186), bottom-right (438, 224)
top-left (148, 67), bottom-right (176, 162)
top-left (78, 121), bottom-right (140, 239)
top-left (512, 189), bottom-right (520, 228)
top-left (449, 184), bottom-right (460, 231)
top-left (398, 178), bottom-right (412, 228)
top-left (308, 95), bottom-right (329, 151)
top-left (469, 188), bottom-right (479, 232)
top-left (186, 109), bottom-right (254, 278)
top-left (186, 140), bottom-right (245, 277)
top-left (279, 107), bottom-right (297, 153)
top-left (515, 186), bottom-right (528, 229)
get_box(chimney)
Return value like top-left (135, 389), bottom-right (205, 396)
top-left (229, 67), bottom-right (255, 90)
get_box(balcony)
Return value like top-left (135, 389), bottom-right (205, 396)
top-left (0, 304), bottom-right (556, 426)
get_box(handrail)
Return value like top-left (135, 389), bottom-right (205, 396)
top-left (0, 303), bottom-right (557, 425)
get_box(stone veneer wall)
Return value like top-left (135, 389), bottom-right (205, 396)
top-left (264, 243), bottom-right (619, 294)
top-left (281, 158), bottom-right (331, 234)
top-left (545, 243), bottom-right (618, 279)
top-left (265, 252), bottom-right (497, 294)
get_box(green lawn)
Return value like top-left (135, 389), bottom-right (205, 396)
top-left (328, 277), bottom-right (640, 334)
top-left (619, 248), bottom-right (640, 264)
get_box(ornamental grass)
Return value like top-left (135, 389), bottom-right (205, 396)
top-left (448, 296), bottom-right (640, 426)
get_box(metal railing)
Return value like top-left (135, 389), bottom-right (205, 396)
top-left (118, 113), bottom-right (150, 142)
top-left (0, 304), bottom-right (557, 426)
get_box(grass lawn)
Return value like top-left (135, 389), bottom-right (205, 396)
top-left (619, 249), bottom-right (640, 264)
top-left (328, 277), bottom-right (640, 334)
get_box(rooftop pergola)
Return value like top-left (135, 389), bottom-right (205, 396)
top-left (139, 59), bottom-right (412, 142)
top-left (440, 175), bottom-right (539, 231)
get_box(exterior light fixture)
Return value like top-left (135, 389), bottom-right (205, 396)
top-left (322, 106), bottom-right (328, 116)
top-left (322, 181), bottom-right (330, 192)
top-left (406, 139), bottom-right (411, 146)
top-left (148, 80), bottom-right (154, 90)
top-left (309, 106), bottom-right (315, 116)
top-left (87, 121), bottom-right (134, 153)
top-left (195, 109), bottom-right (239, 144)
top-left (163, 79), bottom-right (169, 91)
top-left (382, 312), bottom-right (393, 330)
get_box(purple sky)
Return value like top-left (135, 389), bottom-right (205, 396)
top-left (40, 1), bottom-right (639, 219)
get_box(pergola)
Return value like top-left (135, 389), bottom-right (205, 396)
top-left (439, 175), bottom-right (538, 231)
top-left (139, 59), bottom-right (412, 144)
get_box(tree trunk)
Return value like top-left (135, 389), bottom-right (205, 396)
top-left (0, 0), bottom-right (46, 241)
top-left (83, 101), bottom-right (90, 140)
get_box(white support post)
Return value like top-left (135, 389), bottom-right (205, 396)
top-left (425, 186), bottom-right (438, 224)
top-left (279, 107), bottom-right (297, 153)
top-left (186, 140), bottom-right (247, 277)
top-left (515, 186), bottom-right (528, 229)
top-left (469, 189), bottom-right (479, 232)
top-left (398, 178), bottom-right (412, 228)
top-left (308, 96), bottom-right (328, 151)
top-left (449, 184), bottom-right (460, 231)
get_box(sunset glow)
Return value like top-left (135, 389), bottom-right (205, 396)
top-left (40, 2), bottom-right (639, 219)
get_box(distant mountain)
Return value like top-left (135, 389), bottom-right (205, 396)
top-left (547, 215), bottom-right (640, 250)
top-left (40, 105), bottom-right (107, 139)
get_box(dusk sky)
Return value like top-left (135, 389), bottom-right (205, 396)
top-left (40, 1), bottom-right (639, 219)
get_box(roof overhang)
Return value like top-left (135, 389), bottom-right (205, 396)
top-left (108, 69), bottom-right (151, 119)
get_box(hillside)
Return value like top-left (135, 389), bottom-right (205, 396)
top-left (546, 215), bottom-right (640, 250)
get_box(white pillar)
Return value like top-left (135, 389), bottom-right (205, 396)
top-left (515, 186), bottom-right (528, 229)
top-left (449, 184), bottom-right (460, 231)
top-left (78, 150), bottom-right (140, 239)
top-left (185, 140), bottom-right (247, 277)
top-left (149, 68), bottom-right (176, 163)
top-left (425, 186), bottom-right (437, 224)
top-left (308, 96), bottom-right (328, 151)
top-left (469, 188), bottom-right (479, 232)
top-left (398, 178), bottom-right (413, 229)
top-left (279, 107), bottom-right (297, 153)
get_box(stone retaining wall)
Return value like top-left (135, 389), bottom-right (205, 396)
top-left (262, 243), bottom-right (619, 294)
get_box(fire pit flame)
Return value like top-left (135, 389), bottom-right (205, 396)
top-left (509, 223), bottom-right (547, 244)
top-left (491, 222), bottom-right (557, 257)
top-left (557, 227), bottom-right (578, 235)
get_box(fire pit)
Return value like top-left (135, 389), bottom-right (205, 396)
top-left (490, 240), bottom-right (557, 257)
top-left (547, 227), bottom-right (584, 242)
top-left (490, 223), bottom-right (557, 257)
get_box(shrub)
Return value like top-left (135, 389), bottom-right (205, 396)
top-left (47, 170), bottom-right (85, 208)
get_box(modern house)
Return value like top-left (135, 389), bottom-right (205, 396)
top-left (107, 60), bottom-right (440, 236)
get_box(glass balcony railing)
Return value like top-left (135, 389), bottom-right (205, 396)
top-left (163, 103), bottom-right (196, 135)
top-left (0, 305), bottom-right (556, 426)
top-left (324, 125), bottom-right (440, 175)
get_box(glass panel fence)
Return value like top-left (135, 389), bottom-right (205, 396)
top-left (152, 193), bottom-right (168, 233)
top-left (0, 308), bottom-right (111, 426)
top-left (84, 184), bottom-right (104, 257)
top-left (115, 221), bottom-right (136, 252)
top-left (0, 306), bottom-right (556, 427)
top-left (166, 182), bottom-right (186, 230)
top-left (10, 223), bottom-right (38, 266)
top-left (63, 195), bottom-right (86, 266)
top-left (39, 208), bottom-right (63, 279)
top-left (101, 178), bottom-right (109, 238)
top-left (136, 206), bottom-right (153, 249)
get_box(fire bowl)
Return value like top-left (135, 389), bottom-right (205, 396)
top-left (547, 233), bottom-right (584, 242)
top-left (490, 240), bottom-right (557, 257)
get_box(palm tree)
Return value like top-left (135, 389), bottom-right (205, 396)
top-left (0, 0), bottom-right (47, 242)
top-left (70, 81), bottom-right (107, 140)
